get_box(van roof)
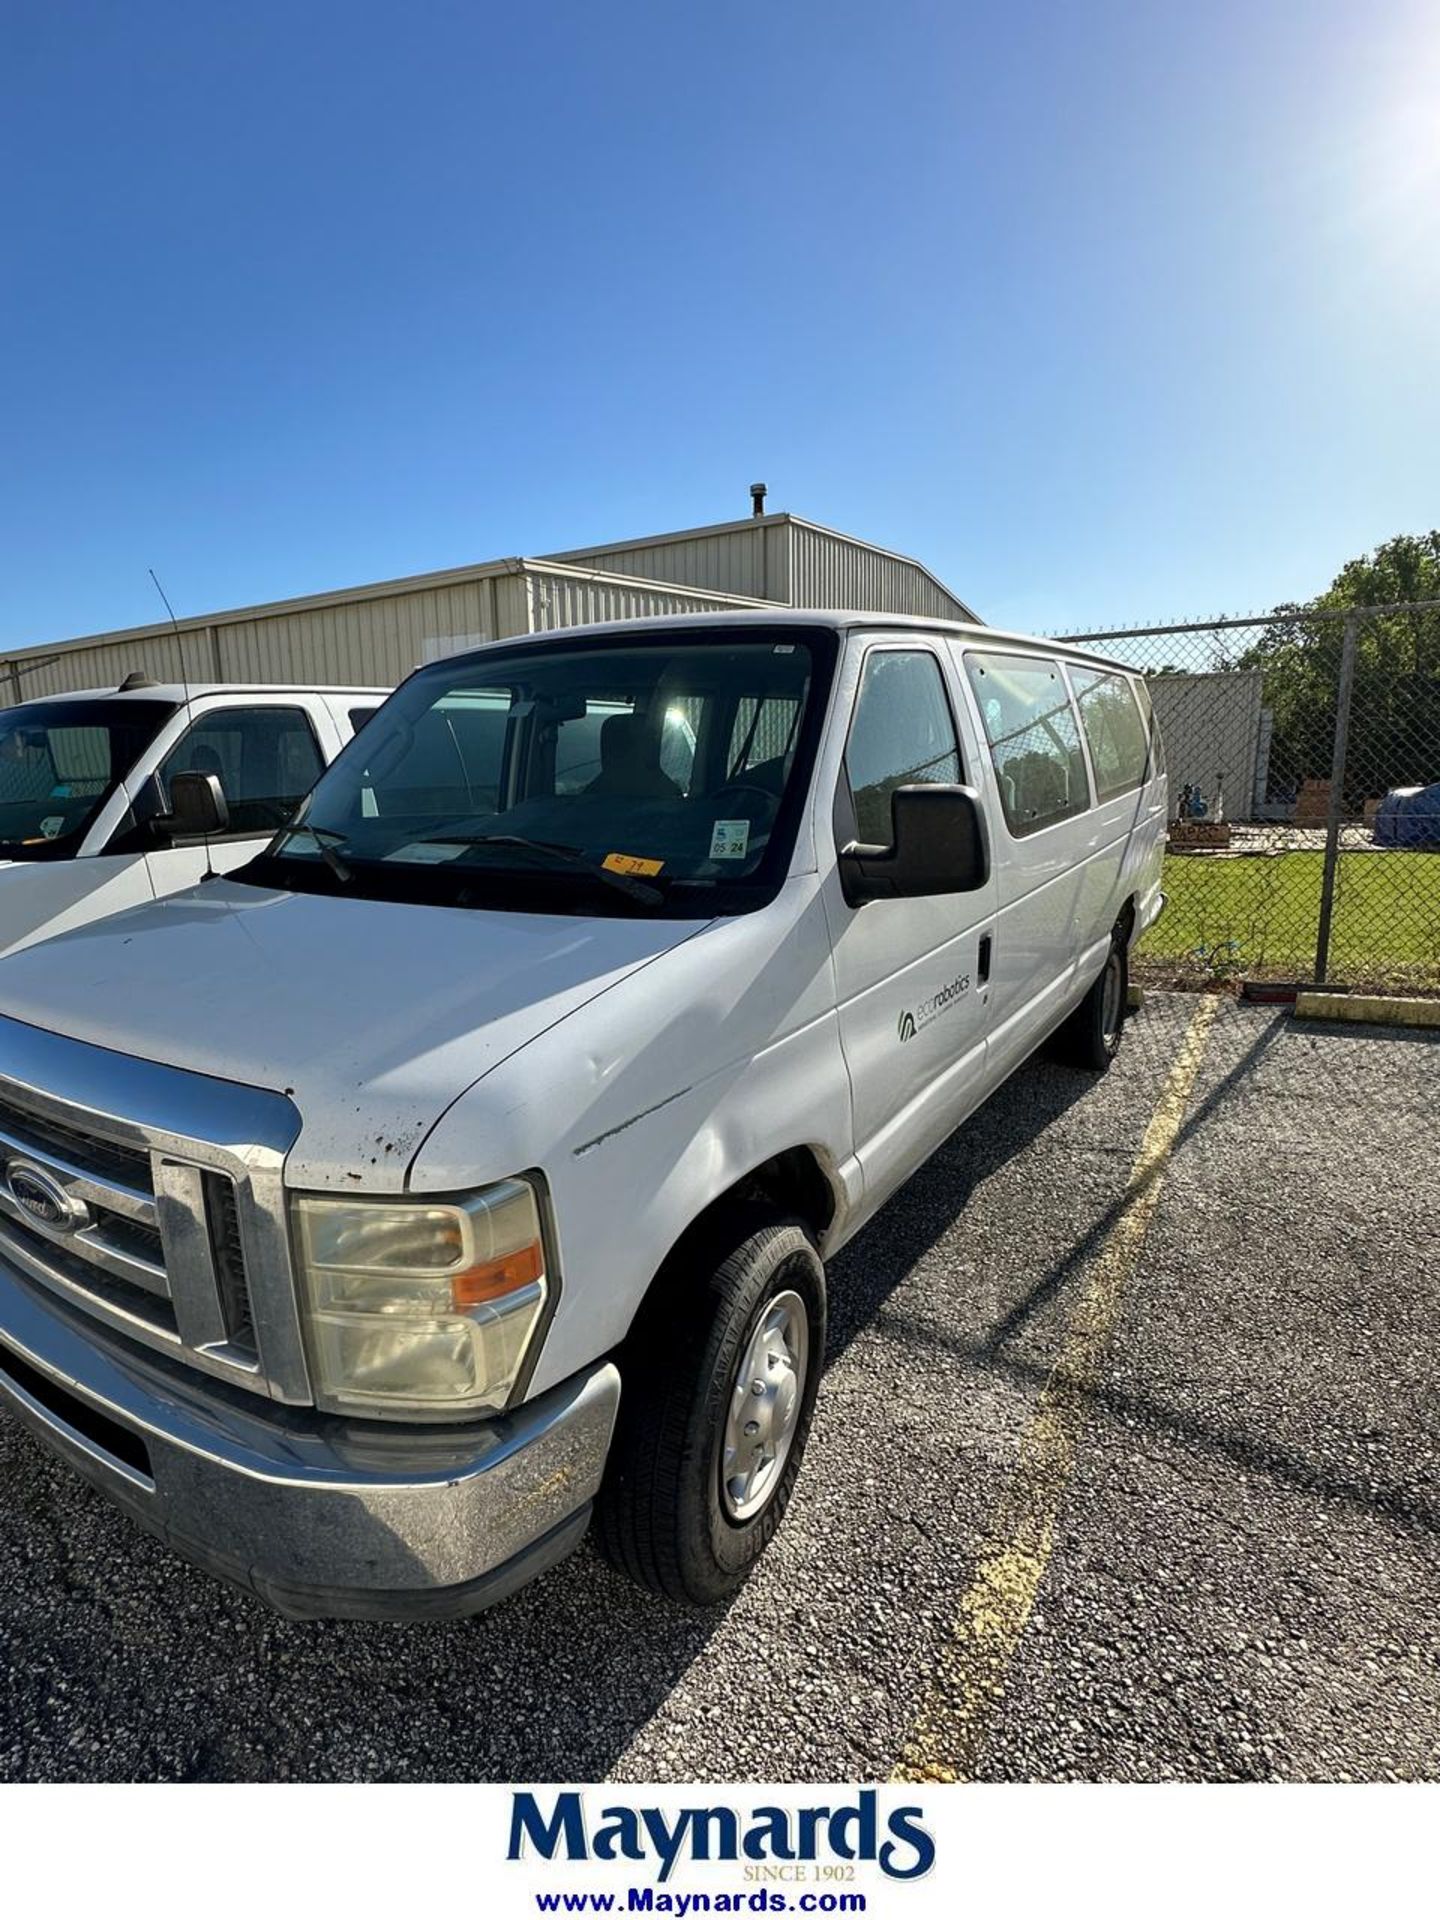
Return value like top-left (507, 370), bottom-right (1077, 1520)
top-left (432, 609), bottom-right (1138, 678)
top-left (17, 683), bottom-right (389, 706)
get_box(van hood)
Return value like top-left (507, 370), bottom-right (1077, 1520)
top-left (0, 854), bottom-right (154, 960)
top-left (0, 878), bottom-right (710, 1191)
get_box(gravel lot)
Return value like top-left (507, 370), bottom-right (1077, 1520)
top-left (0, 993), bottom-right (1436, 1782)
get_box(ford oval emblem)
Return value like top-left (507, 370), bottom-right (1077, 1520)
top-left (6, 1159), bottom-right (91, 1235)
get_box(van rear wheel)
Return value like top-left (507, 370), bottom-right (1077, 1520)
top-left (597, 1214), bottom-right (825, 1607)
top-left (1055, 937), bottom-right (1128, 1070)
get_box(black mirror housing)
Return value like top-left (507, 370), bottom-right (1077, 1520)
top-left (167, 770), bottom-right (230, 839)
top-left (839, 783), bottom-right (990, 906)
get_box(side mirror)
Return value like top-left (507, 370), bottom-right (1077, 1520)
top-left (839, 784), bottom-right (990, 907)
top-left (167, 770), bottom-right (230, 839)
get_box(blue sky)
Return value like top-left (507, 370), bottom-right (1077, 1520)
top-left (2, 0), bottom-right (1436, 648)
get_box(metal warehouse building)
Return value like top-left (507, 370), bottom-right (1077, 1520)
top-left (0, 508), bottom-right (978, 706)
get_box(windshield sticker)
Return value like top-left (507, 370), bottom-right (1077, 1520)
top-left (39, 815), bottom-right (65, 839)
top-left (602, 852), bottom-right (665, 877)
top-left (49, 784), bottom-right (71, 798)
top-left (709, 819), bottom-right (750, 861)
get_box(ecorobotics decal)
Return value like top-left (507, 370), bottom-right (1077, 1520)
top-left (897, 972), bottom-right (971, 1044)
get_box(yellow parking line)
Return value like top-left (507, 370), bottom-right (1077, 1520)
top-left (893, 995), bottom-right (1222, 1783)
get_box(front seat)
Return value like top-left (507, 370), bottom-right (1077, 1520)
top-left (586, 714), bottom-right (681, 800)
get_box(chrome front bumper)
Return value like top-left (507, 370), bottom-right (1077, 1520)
top-left (0, 1258), bottom-right (620, 1619)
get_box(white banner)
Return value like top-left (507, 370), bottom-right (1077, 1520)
top-left (1, 1780), bottom-right (1432, 1919)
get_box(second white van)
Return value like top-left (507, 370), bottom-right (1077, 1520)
top-left (0, 678), bottom-right (384, 956)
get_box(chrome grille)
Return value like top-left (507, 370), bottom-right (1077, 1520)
top-left (0, 1098), bottom-right (153, 1194)
top-left (0, 1100), bottom-right (168, 1300)
top-left (0, 1017), bottom-right (308, 1404)
top-left (0, 1210), bottom-right (174, 1334)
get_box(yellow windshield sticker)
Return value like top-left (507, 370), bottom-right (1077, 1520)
top-left (602, 852), bottom-right (665, 877)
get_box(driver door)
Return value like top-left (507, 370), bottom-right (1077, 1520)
top-left (140, 702), bottom-right (328, 897)
top-left (823, 643), bottom-right (998, 1205)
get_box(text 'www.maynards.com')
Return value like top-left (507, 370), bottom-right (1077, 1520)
top-left (535, 1890), bottom-right (870, 1914)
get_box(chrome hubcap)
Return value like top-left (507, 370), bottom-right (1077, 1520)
top-left (721, 1289), bottom-right (809, 1521)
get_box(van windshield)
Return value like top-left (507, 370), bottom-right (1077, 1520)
top-left (247, 629), bottom-right (834, 916)
top-left (0, 698), bottom-right (177, 861)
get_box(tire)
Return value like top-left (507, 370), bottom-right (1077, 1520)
top-left (1054, 935), bottom-right (1128, 1070)
top-left (597, 1212), bottom-right (826, 1606)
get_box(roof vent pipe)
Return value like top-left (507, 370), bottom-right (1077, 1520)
top-left (749, 482), bottom-right (767, 518)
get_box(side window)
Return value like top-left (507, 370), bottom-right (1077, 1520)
top-left (843, 650), bottom-right (961, 847)
top-left (159, 706), bottom-right (324, 836)
top-left (348, 704), bottom-right (380, 733)
top-left (965, 653), bottom-right (1090, 837)
top-left (728, 695), bottom-right (802, 782)
top-left (1070, 666), bottom-right (1150, 801)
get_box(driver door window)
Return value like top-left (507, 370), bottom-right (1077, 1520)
top-left (158, 706), bottom-right (324, 837)
top-left (843, 650), bottom-right (962, 846)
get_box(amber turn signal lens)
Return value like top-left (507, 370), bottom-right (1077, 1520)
top-left (450, 1239), bottom-right (545, 1309)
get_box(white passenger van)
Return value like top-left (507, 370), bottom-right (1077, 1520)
top-left (0, 614), bottom-right (1165, 1617)
top-left (0, 679), bottom-right (385, 956)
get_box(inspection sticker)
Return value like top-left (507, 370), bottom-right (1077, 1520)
top-left (709, 819), bottom-right (750, 860)
top-left (602, 852), bottom-right (665, 877)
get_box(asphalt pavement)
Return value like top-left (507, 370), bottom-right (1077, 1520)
top-left (0, 993), bottom-right (1435, 1782)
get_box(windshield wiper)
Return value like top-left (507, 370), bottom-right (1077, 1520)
top-left (414, 832), bottom-right (663, 907)
top-left (276, 824), bottom-right (353, 884)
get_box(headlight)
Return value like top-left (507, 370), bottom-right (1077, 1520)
top-left (294, 1179), bottom-right (549, 1418)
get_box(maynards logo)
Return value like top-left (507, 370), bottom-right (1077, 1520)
top-left (509, 1790), bottom-right (936, 1882)
top-left (897, 972), bottom-right (971, 1044)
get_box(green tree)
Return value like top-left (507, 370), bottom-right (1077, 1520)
top-left (1236, 532), bottom-right (1440, 806)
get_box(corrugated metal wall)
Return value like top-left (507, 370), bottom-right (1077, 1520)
top-left (546, 520), bottom-right (789, 602)
top-left (215, 577), bottom-right (502, 686)
top-left (2, 628), bottom-right (213, 707)
top-left (788, 522), bottom-right (973, 621)
top-left (1, 514), bottom-right (978, 708)
top-left (0, 565), bottom-right (766, 708)
top-left (550, 515), bottom-right (976, 621)
top-left (525, 566), bottom-right (765, 635)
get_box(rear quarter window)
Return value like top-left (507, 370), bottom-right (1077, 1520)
top-left (1130, 675), bottom-right (1166, 779)
top-left (1069, 666), bottom-right (1151, 801)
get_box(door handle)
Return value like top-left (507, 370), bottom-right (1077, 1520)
top-left (978, 933), bottom-right (993, 984)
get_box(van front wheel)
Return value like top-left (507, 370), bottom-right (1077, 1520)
top-left (597, 1216), bottom-right (826, 1607)
top-left (1055, 937), bottom-right (1128, 1070)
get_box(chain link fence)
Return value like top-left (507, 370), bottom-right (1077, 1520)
top-left (1057, 600), bottom-right (1440, 993)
